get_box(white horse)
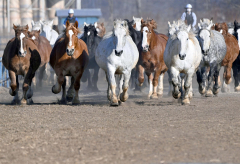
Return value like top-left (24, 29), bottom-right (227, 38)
top-left (95, 19), bottom-right (139, 106)
top-left (132, 16), bottom-right (142, 31)
top-left (39, 20), bottom-right (59, 47)
top-left (164, 20), bottom-right (202, 105)
top-left (31, 20), bottom-right (42, 32)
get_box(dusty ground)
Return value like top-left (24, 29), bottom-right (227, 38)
top-left (0, 75), bottom-right (239, 164)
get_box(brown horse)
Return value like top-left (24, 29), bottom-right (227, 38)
top-left (137, 19), bottom-right (168, 98)
top-left (95, 22), bottom-right (106, 37)
top-left (212, 22), bottom-right (239, 92)
top-left (28, 30), bottom-right (52, 88)
top-left (50, 20), bottom-right (89, 105)
top-left (2, 24), bottom-right (41, 104)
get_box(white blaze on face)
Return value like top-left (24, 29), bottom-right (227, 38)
top-left (87, 31), bottom-right (90, 36)
top-left (68, 30), bottom-right (74, 47)
top-left (200, 30), bottom-right (211, 52)
top-left (237, 29), bottom-right (240, 49)
top-left (32, 36), bottom-right (36, 40)
top-left (135, 21), bottom-right (141, 31)
top-left (142, 26), bottom-right (149, 48)
top-left (20, 33), bottom-right (25, 54)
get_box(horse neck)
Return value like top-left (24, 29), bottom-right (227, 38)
top-left (149, 31), bottom-right (158, 50)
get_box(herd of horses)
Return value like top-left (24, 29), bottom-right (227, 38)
top-left (2, 16), bottom-right (240, 106)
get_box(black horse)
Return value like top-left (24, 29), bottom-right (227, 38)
top-left (232, 21), bottom-right (240, 91)
top-left (81, 24), bottom-right (102, 92)
top-left (125, 19), bottom-right (148, 91)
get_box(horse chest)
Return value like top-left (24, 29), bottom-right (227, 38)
top-left (11, 57), bottom-right (29, 74)
top-left (142, 54), bottom-right (158, 72)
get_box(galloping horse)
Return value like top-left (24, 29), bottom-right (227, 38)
top-left (231, 21), bottom-right (240, 91)
top-left (94, 22), bottom-right (106, 37)
top-left (95, 19), bottom-right (139, 106)
top-left (28, 30), bottom-right (52, 88)
top-left (137, 19), bottom-right (168, 98)
top-left (196, 18), bottom-right (227, 97)
top-left (164, 20), bottom-right (202, 105)
top-left (31, 20), bottom-right (42, 32)
top-left (2, 24), bottom-right (41, 104)
top-left (40, 20), bottom-right (59, 47)
top-left (50, 20), bottom-right (89, 105)
top-left (80, 23), bottom-right (102, 91)
top-left (212, 22), bottom-right (239, 92)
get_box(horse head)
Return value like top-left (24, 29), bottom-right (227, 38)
top-left (198, 19), bottom-right (214, 55)
top-left (65, 20), bottom-right (79, 56)
top-left (28, 30), bottom-right (40, 41)
top-left (227, 22), bottom-right (234, 35)
top-left (113, 19), bottom-right (129, 56)
top-left (141, 19), bottom-right (157, 52)
top-left (133, 16), bottom-right (143, 31)
top-left (84, 23), bottom-right (97, 49)
top-left (13, 24), bottom-right (29, 57)
top-left (214, 23), bottom-right (228, 35)
top-left (32, 20), bottom-right (42, 32)
top-left (94, 22), bottom-right (106, 37)
top-left (40, 20), bottom-right (53, 42)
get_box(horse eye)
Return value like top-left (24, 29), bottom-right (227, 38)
top-left (187, 38), bottom-right (189, 40)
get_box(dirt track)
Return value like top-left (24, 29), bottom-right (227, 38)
top-left (0, 76), bottom-right (240, 164)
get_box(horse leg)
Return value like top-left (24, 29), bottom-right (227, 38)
top-left (72, 69), bottom-right (84, 105)
top-left (232, 62), bottom-right (240, 91)
top-left (222, 63), bottom-right (232, 93)
top-left (167, 70), bottom-right (172, 96)
top-left (136, 64), bottom-right (145, 87)
top-left (213, 64), bottom-right (221, 95)
top-left (152, 68), bottom-right (161, 99)
top-left (66, 76), bottom-right (75, 102)
top-left (182, 70), bottom-right (194, 105)
top-left (170, 67), bottom-right (181, 99)
top-left (106, 73), bottom-right (112, 101)
top-left (107, 67), bottom-right (118, 106)
top-left (117, 75), bottom-right (123, 100)
top-left (50, 66), bottom-right (55, 85)
top-left (157, 73), bottom-right (164, 97)
top-left (9, 72), bottom-right (20, 104)
top-left (120, 72), bottom-right (130, 102)
top-left (52, 72), bottom-right (65, 94)
top-left (196, 66), bottom-right (206, 95)
top-left (59, 77), bottom-right (67, 104)
top-left (92, 66), bottom-right (100, 92)
top-left (21, 69), bottom-right (35, 104)
top-left (130, 68), bottom-right (136, 89)
top-left (134, 64), bottom-right (141, 92)
top-left (38, 65), bottom-right (45, 88)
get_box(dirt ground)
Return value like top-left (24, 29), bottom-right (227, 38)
top-left (0, 74), bottom-right (240, 164)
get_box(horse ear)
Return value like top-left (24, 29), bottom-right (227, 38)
top-left (133, 16), bottom-right (135, 20)
top-left (150, 19), bottom-right (157, 29)
top-left (25, 24), bottom-right (29, 31)
top-left (124, 20), bottom-right (128, 27)
top-left (40, 20), bottom-right (44, 25)
top-left (168, 21), bottom-right (171, 28)
top-left (37, 30), bottom-right (40, 34)
top-left (187, 25), bottom-right (191, 32)
top-left (198, 23), bottom-right (201, 30)
top-left (13, 24), bottom-right (17, 30)
top-left (74, 21), bottom-right (78, 28)
top-left (113, 20), bottom-right (116, 27)
top-left (220, 29), bottom-right (223, 34)
top-left (31, 20), bottom-right (35, 26)
top-left (207, 24), bottom-right (212, 30)
top-left (66, 20), bottom-right (70, 28)
top-left (94, 22), bottom-right (97, 28)
top-left (84, 22), bottom-right (89, 27)
top-left (200, 18), bottom-right (203, 24)
top-left (141, 19), bottom-right (144, 24)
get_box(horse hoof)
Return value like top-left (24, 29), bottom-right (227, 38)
top-left (172, 91), bottom-right (181, 99)
top-left (221, 87), bottom-right (228, 93)
top-left (205, 90), bottom-right (213, 97)
top-left (72, 99), bottom-right (80, 105)
top-left (21, 99), bottom-right (27, 104)
top-left (188, 92), bottom-right (193, 99)
top-left (120, 93), bottom-right (129, 102)
top-left (92, 87), bottom-right (100, 92)
top-left (199, 86), bottom-right (206, 95)
top-left (213, 88), bottom-right (219, 95)
top-left (11, 99), bottom-right (20, 105)
top-left (27, 98), bottom-right (34, 105)
top-left (110, 101), bottom-right (119, 106)
top-left (235, 86), bottom-right (240, 92)
top-left (66, 96), bottom-right (73, 102)
top-left (151, 93), bottom-right (158, 99)
top-left (59, 99), bottom-right (67, 104)
top-left (26, 88), bottom-right (33, 99)
top-left (9, 89), bottom-right (17, 96)
top-left (52, 85), bottom-right (60, 94)
top-left (182, 98), bottom-right (190, 105)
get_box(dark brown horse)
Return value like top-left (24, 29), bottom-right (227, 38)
top-left (50, 20), bottom-right (89, 105)
top-left (2, 24), bottom-right (41, 104)
top-left (137, 19), bottom-right (168, 98)
top-left (212, 22), bottom-right (239, 92)
top-left (28, 30), bottom-right (52, 88)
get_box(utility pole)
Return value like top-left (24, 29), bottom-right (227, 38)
top-left (76, 0), bottom-right (81, 9)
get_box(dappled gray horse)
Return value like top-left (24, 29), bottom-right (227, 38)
top-left (196, 19), bottom-right (227, 97)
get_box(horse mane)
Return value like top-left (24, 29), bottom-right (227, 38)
top-left (142, 19), bottom-right (157, 30)
top-left (112, 19), bottom-right (130, 36)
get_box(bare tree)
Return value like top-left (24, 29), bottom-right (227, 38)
top-left (136, 0), bottom-right (141, 17)
top-left (108, 0), bottom-right (113, 21)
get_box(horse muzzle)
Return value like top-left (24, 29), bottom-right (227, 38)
top-left (142, 45), bottom-right (149, 52)
top-left (202, 49), bottom-right (209, 56)
top-left (18, 51), bottom-right (27, 57)
top-left (115, 49), bottom-right (123, 56)
top-left (66, 48), bottom-right (75, 56)
top-left (179, 54), bottom-right (186, 60)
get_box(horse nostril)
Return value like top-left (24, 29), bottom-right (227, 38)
top-left (119, 50), bottom-right (123, 55)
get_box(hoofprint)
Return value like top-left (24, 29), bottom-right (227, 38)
top-left (164, 20), bottom-right (202, 105)
top-left (196, 18), bottom-right (227, 97)
top-left (95, 19), bottom-right (139, 106)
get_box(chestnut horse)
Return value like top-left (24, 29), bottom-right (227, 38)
top-left (50, 20), bottom-right (89, 105)
top-left (2, 24), bottom-right (41, 104)
top-left (137, 19), bottom-right (168, 98)
top-left (28, 30), bottom-right (52, 88)
top-left (212, 22), bottom-right (239, 92)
